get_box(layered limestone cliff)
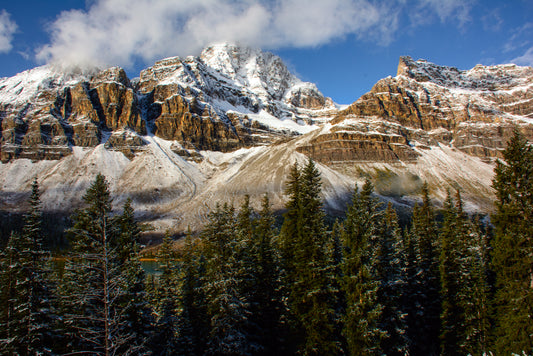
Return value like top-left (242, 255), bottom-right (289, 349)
top-left (0, 43), bottom-right (335, 162)
top-left (1, 51), bottom-right (533, 232)
top-left (301, 56), bottom-right (533, 165)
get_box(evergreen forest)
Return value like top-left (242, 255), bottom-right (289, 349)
top-left (0, 130), bottom-right (532, 355)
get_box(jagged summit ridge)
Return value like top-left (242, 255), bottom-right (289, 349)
top-left (200, 43), bottom-right (297, 98)
top-left (138, 43), bottom-right (334, 119)
top-left (0, 44), bottom-right (337, 162)
top-left (397, 55), bottom-right (533, 91)
top-left (1, 52), bottom-right (533, 232)
top-left (300, 57), bottom-right (533, 175)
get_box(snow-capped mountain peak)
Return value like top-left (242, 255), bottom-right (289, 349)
top-left (396, 55), bottom-right (533, 91)
top-left (199, 42), bottom-right (299, 99)
top-left (1, 50), bottom-right (533, 233)
top-left (0, 65), bottom-right (92, 105)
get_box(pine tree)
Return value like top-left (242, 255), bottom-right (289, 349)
top-left (330, 218), bottom-right (347, 353)
top-left (491, 129), bottom-right (533, 354)
top-left (0, 178), bottom-right (56, 355)
top-left (408, 183), bottom-right (441, 355)
top-left (0, 232), bottom-right (22, 355)
top-left (340, 179), bottom-right (384, 356)
top-left (402, 217), bottom-right (418, 355)
top-left (113, 198), bottom-right (153, 354)
top-left (439, 190), bottom-right (466, 355)
top-left (176, 228), bottom-right (209, 356)
top-left (279, 162), bottom-right (301, 283)
top-left (58, 173), bottom-right (138, 355)
top-left (202, 203), bottom-right (257, 356)
top-left (280, 159), bottom-right (341, 355)
top-left (376, 202), bottom-right (409, 355)
top-left (461, 214), bottom-right (492, 355)
top-left (151, 232), bottom-right (179, 355)
top-left (248, 193), bottom-right (284, 355)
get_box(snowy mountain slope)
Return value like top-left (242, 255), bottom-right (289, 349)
top-left (1, 51), bottom-right (533, 234)
top-left (0, 43), bottom-right (336, 165)
top-left (302, 57), bottom-right (533, 168)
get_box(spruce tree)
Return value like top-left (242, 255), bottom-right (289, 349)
top-left (282, 159), bottom-right (340, 355)
top-left (58, 173), bottom-right (138, 355)
top-left (491, 129), bottom-right (533, 354)
top-left (202, 203), bottom-right (258, 356)
top-left (113, 198), bottom-right (153, 354)
top-left (461, 214), bottom-right (492, 355)
top-left (279, 162), bottom-right (301, 284)
top-left (247, 194), bottom-right (284, 355)
top-left (0, 178), bottom-right (56, 355)
top-left (151, 232), bottom-right (179, 355)
top-left (376, 202), bottom-right (409, 355)
top-left (176, 229), bottom-right (209, 356)
top-left (408, 183), bottom-right (440, 355)
top-left (340, 179), bottom-right (384, 356)
top-left (439, 190), bottom-right (465, 355)
top-left (0, 232), bottom-right (22, 355)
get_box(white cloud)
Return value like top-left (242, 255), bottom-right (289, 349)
top-left (0, 10), bottom-right (17, 53)
top-left (35, 0), bottom-right (473, 70)
top-left (412, 0), bottom-right (474, 27)
top-left (512, 47), bottom-right (533, 67)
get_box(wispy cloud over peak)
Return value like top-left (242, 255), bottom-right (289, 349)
top-left (35, 0), bottom-right (474, 71)
top-left (0, 10), bottom-right (17, 54)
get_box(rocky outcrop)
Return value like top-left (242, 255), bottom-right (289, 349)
top-left (0, 44), bottom-right (336, 162)
top-left (1, 53), bottom-right (533, 232)
top-left (297, 131), bottom-right (418, 163)
top-left (0, 66), bottom-right (148, 161)
top-left (104, 129), bottom-right (147, 159)
top-left (151, 93), bottom-right (243, 151)
top-left (314, 56), bottom-right (533, 163)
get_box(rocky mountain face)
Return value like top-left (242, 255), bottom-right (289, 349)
top-left (1, 48), bottom-right (532, 233)
top-left (299, 56), bottom-right (533, 165)
top-left (0, 43), bottom-right (335, 162)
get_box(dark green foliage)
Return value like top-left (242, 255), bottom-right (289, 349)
top-left (279, 162), bottom-right (301, 281)
top-left (0, 178), bottom-right (56, 355)
top-left (376, 203), bottom-right (409, 355)
top-left (0, 232), bottom-right (18, 353)
top-left (461, 215), bottom-right (492, 355)
top-left (280, 160), bottom-right (341, 355)
top-left (407, 183), bottom-right (441, 356)
top-left (114, 198), bottom-right (153, 353)
top-left (491, 130), bottom-right (533, 354)
top-left (340, 180), bottom-right (384, 356)
top-left (201, 203), bottom-right (258, 356)
top-left (439, 190), bottom-right (466, 355)
top-left (176, 230), bottom-right (209, 356)
top-left (59, 174), bottom-right (145, 355)
top-left (1, 142), bottom-right (531, 355)
top-left (246, 194), bottom-right (284, 355)
top-left (151, 232), bottom-right (179, 355)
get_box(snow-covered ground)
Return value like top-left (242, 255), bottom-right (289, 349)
top-left (0, 126), bottom-right (498, 234)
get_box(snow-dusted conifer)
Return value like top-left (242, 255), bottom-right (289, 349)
top-left (151, 231), bottom-right (179, 355)
top-left (247, 194), bottom-right (284, 355)
top-left (491, 130), bottom-right (533, 354)
top-left (408, 183), bottom-right (441, 355)
top-left (376, 202), bottom-right (409, 355)
top-left (59, 174), bottom-right (140, 355)
top-left (0, 178), bottom-right (56, 355)
top-left (439, 190), bottom-right (466, 355)
top-left (340, 179), bottom-right (384, 356)
top-left (176, 228), bottom-right (209, 355)
top-left (281, 159), bottom-right (341, 355)
top-left (113, 198), bottom-right (153, 354)
top-left (461, 214), bottom-right (492, 355)
top-left (203, 203), bottom-right (258, 356)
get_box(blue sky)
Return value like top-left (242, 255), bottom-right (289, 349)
top-left (0, 0), bottom-right (532, 104)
